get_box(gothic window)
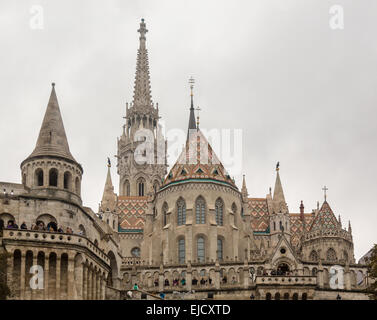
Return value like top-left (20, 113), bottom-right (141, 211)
top-left (197, 236), bottom-right (205, 263)
top-left (137, 178), bottom-right (145, 196)
top-left (49, 168), bottom-right (58, 187)
top-left (343, 250), bottom-right (348, 262)
top-left (35, 168), bottom-right (43, 187)
top-left (217, 238), bottom-right (223, 261)
top-left (63, 171), bottom-right (72, 190)
top-left (162, 202), bottom-right (168, 226)
top-left (215, 198), bottom-right (224, 226)
top-left (274, 222), bottom-right (276, 231)
top-left (279, 221), bottom-right (283, 231)
top-left (178, 238), bottom-right (185, 264)
top-left (177, 198), bottom-right (186, 226)
top-left (231, 203), bottom-right (237, 214)
top-left (195, 196), bottom-right (206, 224)
top-left (326, 248), bottom-right (337, 262)
top-left (113, 220), bottom-right (115, 229)
top-left (124, 180), bottom-right (130, 196)
top-left (312, 268), bottom-right (318, 276)
top-left (309, 250), bottom-right (318, 262)
top-left (153, 180), bottom-right (159, 193)
top-left (131, 247), bottom-right (141, 257)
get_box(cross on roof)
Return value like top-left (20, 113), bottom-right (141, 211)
top-left (322, 185), bottom-right (328, 201)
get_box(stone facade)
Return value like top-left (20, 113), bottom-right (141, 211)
top-left (0, 19), bottom-right (372, 300)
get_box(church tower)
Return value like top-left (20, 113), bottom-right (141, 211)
top-left (117, 19), bottom-right (167, 197)
top-left (20, 83), bottom-right (83, 205)
top-left (269, 164), bottom-right (291, 247)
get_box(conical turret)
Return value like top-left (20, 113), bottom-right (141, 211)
top-left (241, 174), bottom-right (249, 199)
top-left (24, 83), bottom-right (77, 164)
top-left (100, 159), bottom-right (117, 212)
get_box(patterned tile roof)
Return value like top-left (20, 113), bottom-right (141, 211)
top-left (162, 130), bottom-right (236, 188)
top-left (309, 201), bottom-right (339, 232)
top-left (117, 196), bottom-right (147, 232)
top-left (248, 198), bottom-right (270, 232)
top-left (290, 214), bottom-right (314, 247)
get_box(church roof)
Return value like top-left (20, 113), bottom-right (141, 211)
top-left (290, 213), bottom-right (314, 247)
top-left (247, 198), bottom-right (270, 232)
top-left (24, 83), bottom-right (77, 164)
top-left (117, 196), bottom-right (147, 232)
top-left (162, 130), bottom-right (237, 189)
top-left (309, 200), bottom-right (340, 232)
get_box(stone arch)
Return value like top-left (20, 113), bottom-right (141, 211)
top-left (177, 197), bottom-right (186, 226)
top-left (195, 195), bottom-right (206, 224)
top-left (137, 177), bottom-right (146, 196)
top-left (34, 168), bottom-right (44, 187)
top-left (326, 248), bottom-right (337, 262)
top-left (309, 250), bottom-right (318, 262)
top-left (215, 197), bottom-right (224, 226)
top-left (107, 250), bottom-right (118, 287)
top-left (12, 249), bottom-right (22, 298)
top-left (63, 171), bottom-right (72, 190)
top-left (48, 252), bottom-right (57, 299)
top-left (49, 168), bottom-right (58, 187)
top-left (312, 267), bottom-right (318, 276)
top-left (123, 179), bottom-right (130, 196)
top-left (283, 292), bottom-right (289, 300)
top-left (292, 293), bottom-right (298, 300)
top-left (25, 250), bottom-right (33, 298)
top-left (302, 292), bottom-right (308, 300)
top-left (60, 253), bottom-right (69, 299)
top-left (0, 213), bottom-right (16, 226)
top-left (266, 292), bottom-right (272, 300)
top-left (75, 177), bottom-right (81, 196)
top-left (36, 213), bottom-right (57, 230)
top-left (78, 224), bottom-right (86, 235)
top-left (275, 292), bottom-right (281, 300)
top-left (162, 202), bottom-right (168, 226)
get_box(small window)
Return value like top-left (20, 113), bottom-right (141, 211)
top-left (49, 168), bottom-right (58, 187)
top-left (131, 247), bottom-right (141, 257)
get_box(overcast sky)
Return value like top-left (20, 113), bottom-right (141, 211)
top-left (0, 0), bottom-right (376, 260)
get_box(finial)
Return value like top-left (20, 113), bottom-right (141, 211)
top-left (196, 106), bottom-right (201, 129)
top-left (107, 157), bottom-right (111, 168)
top-left (52, 82), bottom-right (55, 87)
top-left (276, 161), bottom-right (280, 171)
top-left (322, 185), bottom-right (328, 201)
top-left (189, 76), bottom-right (195, 97)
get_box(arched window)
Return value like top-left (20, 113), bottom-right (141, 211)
top-left (137, 178), bottom-right (145, 196)
top-left (292, 293), bottom-right (298, 300)
top-left (266, 293), bottom-right (272, 300)
top-left (195, 196), bottom-right (206, 224)
top-left (178, 238), bottom-right (185, 264)
top-left (326, 248), bottom-right (337, 262)
top-left (75, 177), bottom-right (80, 195)
top-left (302, 293), bottom-right (307, 300)
top-left (35, 168), bottom-right (43, 187)
top-left (215, 198), bottom-right (224, 226)
top-left (217, 238), bottom-right (223, 261)
top-left (131, 247), bottom-right (141, 257)
top-left (49, 168), bottom-right (58, 187)
top-left (309, 250), bottom-right (319, 262)
top-left (78, 224), bottom-right (86, 236)
top-left (273, 222), bottom-right (276, 231)
top-left (177, 198), bottom-right (186, 226)
top-left (112, 220), bottom-right (115, 229)
top-left (312, 268), bottom-right (318, 276)
top-left (197, 236), bottom-right (205, 263)
top-left (124, 180), bottom-right (130, 196)
top-left (162, 202), bottom-right (168, 226)
top-left (275, 292), bottom-right (280, 300)
top-left (283, 293), bottom-right (289, 300)
top-left (94, 239), bottom-right (98, 247)
top-left (63, 171), bottom-right (72, 190)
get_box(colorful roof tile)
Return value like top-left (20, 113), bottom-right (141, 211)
top-left (117, 196), bottom-right (148, 232)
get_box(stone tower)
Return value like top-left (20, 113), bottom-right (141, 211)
top-left (269, 165), bottom-right (291, 247)
top-left (117, 19), bottom-right (167, 197)
top-left (20, 83), bottom-right (83, 205)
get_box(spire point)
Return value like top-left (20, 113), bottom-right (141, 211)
top-left (51, 82), bottom-right (55, 88)
top-left (276, 161), bottom-right (280, 171)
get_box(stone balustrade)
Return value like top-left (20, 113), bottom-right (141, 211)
top-left (2, 228), bottom-right (110, 264)
top-left (255, 275), bottom-right (317, 286)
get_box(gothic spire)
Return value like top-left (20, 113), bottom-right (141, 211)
top-left (272, 163), bottom-right (288, 213)
top-left (241, 174), bottom-right (249, 199)
top-left (100, 160), bottom-right (117, 212)
top-left (132, 18), bottom-right (153, 108)
top-left (25, 83), bottom-right (76, 163)
top-left (187, 77), bottom-right (197, 139)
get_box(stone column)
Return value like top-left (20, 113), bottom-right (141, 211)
top-left (87, 268), bottom-right (92, 300)
top-left (159, 270), bottom-right (164, 292)
top-left (243, 264), bottom-right (249, 289)
top-left (91, 269), bottom-right (96, 300)
top-left (67, 254), bottom-right (75, 299)
top-left (31, 253), bottom-right (38, 300)
top-left (82, 264), bottom-right (88, 300)
top-left (44, 254), bottom-right (49, 300)
top-left (96, 273), bottom-right (101, 300)
top-left (101, 276), bottom-right (106, 300)
top-left (20, 251), bottom-right (26, 300)
top-left (56, 255), bottom-right (61, 300)
top-left (6, 251), bottom-right (13, 296)
top-left (186, 262), bottom-right (192, 291)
